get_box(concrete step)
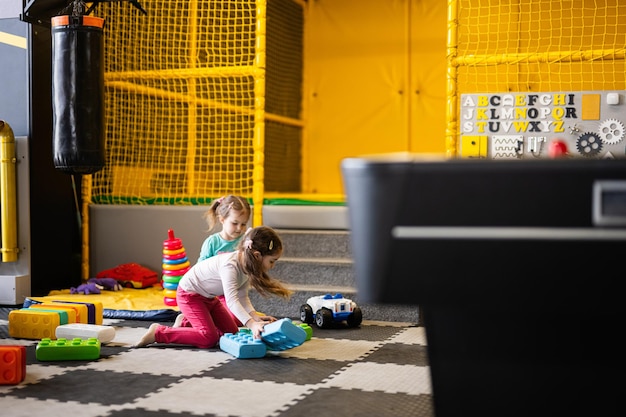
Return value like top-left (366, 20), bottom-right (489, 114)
top-left (272, 257), bottom-right (354, 287)
top-left (278, 229), bottom-right (352, 259)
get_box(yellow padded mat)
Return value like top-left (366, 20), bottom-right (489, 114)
top-left (27, 286), bottom-right (179, 321)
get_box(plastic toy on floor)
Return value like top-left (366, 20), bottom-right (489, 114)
top-left (219, 331), bottom-right (267, 359)
top-left (36, 337), bottom-right (101, 361)
top-left (219, 318), bottom-right (307, 359)
top-left (298, 322), bottom-right (313, 341)
top-left (56, 323), bottom-right (116, 343)
top-left (0, 345), bottom-right (26, 385)
top-left (9, 309), bottom-right (62, 339)
top-left (261, 318), bottom-right (307, 351)
top-left (300, 293), bottom-right (363, 329)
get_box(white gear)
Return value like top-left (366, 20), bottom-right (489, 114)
top-left (598, 118), bottom-right (625, 145)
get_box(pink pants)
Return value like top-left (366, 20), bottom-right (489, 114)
top-left (217, 294), bottom-right (244, 326)
top-left (154, 287), bottom-right (239, 348)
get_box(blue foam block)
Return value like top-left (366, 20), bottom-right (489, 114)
top-left (219, 332), bottom-right (266, 359)
top-left (261, 318), bottom-right (307, 351)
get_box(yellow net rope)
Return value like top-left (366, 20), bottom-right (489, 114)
top-left (88, 0), bottom-right (303, 210)
top-left (446, 0), bottom-right (626, 156)
top-left (89, 1), bottom-right (626, 193)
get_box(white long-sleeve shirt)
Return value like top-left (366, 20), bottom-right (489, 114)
top-left (178, 251), bottom-right (255, 326)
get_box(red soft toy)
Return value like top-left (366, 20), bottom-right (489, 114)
top-left (96, 263), bottom-right (160, 289)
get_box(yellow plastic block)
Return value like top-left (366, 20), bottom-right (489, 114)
top-left (42, 302), bottom-right (89, 324)
top-left (29, 304), bottom-right (77, 324)
top-left (51, 300), bottom-right (103, 325)
top-left (8, 310), bottom-right (60, 340)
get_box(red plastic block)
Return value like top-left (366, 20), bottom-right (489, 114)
top-left (0, 345), bottom-right (27, 385)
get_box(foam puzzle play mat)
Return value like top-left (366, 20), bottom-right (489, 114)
top-left (0, 306), bottom-right (433, 417)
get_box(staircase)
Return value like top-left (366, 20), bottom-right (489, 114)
top-left (248, 229), bottom-right (421, 324)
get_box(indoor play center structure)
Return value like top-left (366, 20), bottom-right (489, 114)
top-left (1, 1), bottom-right (624, 416)
top-left (49, 0), bottom-right (624, 278)
top-left (2, 0), bottom-right (625, 306)
top-left (85, 0), bottom-right (625, 280)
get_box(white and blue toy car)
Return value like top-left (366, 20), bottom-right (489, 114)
top-left (300, 293), bottom-right (363, 329)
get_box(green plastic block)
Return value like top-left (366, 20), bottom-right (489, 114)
top-left (36, 338), bottom-right (101, 361)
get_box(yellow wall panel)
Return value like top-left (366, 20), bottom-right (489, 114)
top-left (305, 0), bottom-right (447, 194)
top-left (410, 0), bottom-right (447, 154)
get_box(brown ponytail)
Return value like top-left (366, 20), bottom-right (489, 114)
top-left (238, 226), bottom-right (292, 298)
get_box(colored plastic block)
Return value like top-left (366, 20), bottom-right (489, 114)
top-left (0, 345), bottom-right (26, 385)
top-left (28, 305), bottom-right (77, 323)
top-left (39, 302), bottom-right (87, 323)
top-left (52, 300), bottom-right (99, 324)
top-left (298, 323), bottom-right (313, 341)
top-left (261, 318), bottom-right (307, 351)
top-left (22, 307), bottom-right (69, 325)
top-left (219, 331), bottom-right (267, 359)
top-left (220, 319), bottom-right (307, 359)
top-left (36, 338), bottom-right (101, 361)
top-left (55, 323), bottom-right (116, 343)
top-left (8, 309), bottom-right (60, 340)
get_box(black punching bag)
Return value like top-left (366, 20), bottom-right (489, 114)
top-left (51, 14), bottom-right (105, 175)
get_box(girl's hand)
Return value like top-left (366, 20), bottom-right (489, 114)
top-left (249, 320), bottom-right (266, 339)
top-left (256, 314), bottom-right (277, 323)
top-left (248, 314), bottom-right (277, 338)
top-left (251, 311), bottom-right (277, 323)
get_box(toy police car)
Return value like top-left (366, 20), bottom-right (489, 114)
top-left (300, 293), bottom-right (362, 329)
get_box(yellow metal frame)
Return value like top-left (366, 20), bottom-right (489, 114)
top-left (0, 120), bottom-right (19, 262)
top-left (252, 0), bottom-right (267, 227)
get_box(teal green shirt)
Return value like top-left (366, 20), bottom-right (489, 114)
top-left (197, 233), bottom-right (242, 263)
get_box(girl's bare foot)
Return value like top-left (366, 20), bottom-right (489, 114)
top-left (173, 313), bottom-right (185, 328)
top-left (133, 323), bottom-right (159, 347)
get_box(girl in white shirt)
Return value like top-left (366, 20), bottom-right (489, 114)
top-left (134, 226), bottom-right (292, 348)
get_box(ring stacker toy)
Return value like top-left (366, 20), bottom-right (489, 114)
top-left (161, 229), bottom-right (190, 306)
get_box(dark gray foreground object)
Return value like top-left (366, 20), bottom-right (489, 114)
top-left (341, 156), bottom-right (624, 417)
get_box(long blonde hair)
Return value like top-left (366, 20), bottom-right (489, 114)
top-left (237, 226), bottom-right (292, 298)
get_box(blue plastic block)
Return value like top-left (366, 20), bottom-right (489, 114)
top-left (219, 331), bottom-right (266, 359)
top-left (261, 318), bottom-right (307, 351)
top-left (36, 338), bottom-right (101, 361)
